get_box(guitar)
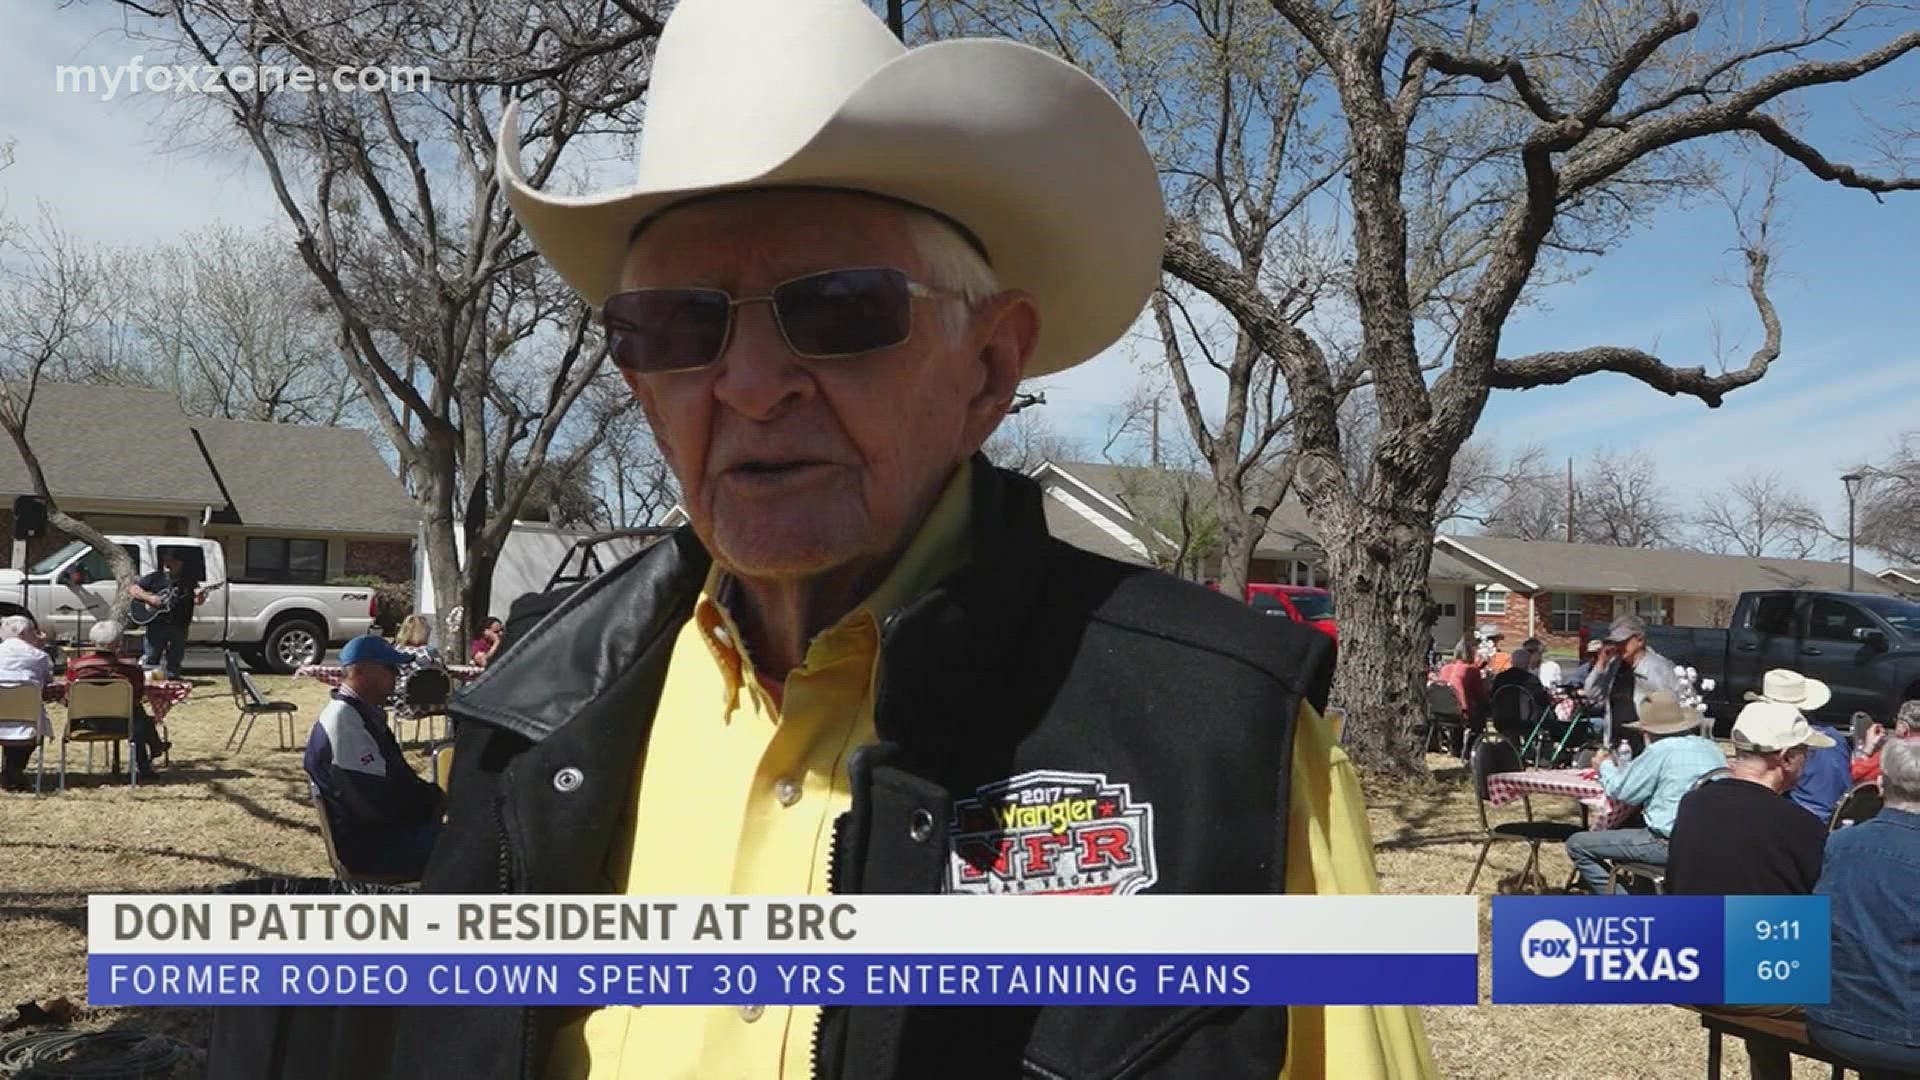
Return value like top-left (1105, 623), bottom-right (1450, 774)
top-left (129, 579), bottom-right (223, 626)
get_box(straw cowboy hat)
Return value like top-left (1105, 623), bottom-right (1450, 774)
top-left (495, 0), bottom-right (1166, 378)
top-left (1743, 669), bottom-right (1832, 712)
top-left (1626, 690), bottom-right (1705, 736)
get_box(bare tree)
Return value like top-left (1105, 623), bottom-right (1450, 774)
top-left (983, 400), bottom-right (1083, 474)
top-left (932, 0), bottom-right (1919, 770)
top-left (1577, 449), bottom-right (1681, 548)
top-left (60, 225), bottom-right (363, 426)
top-left (109, 0), bottom-right (663, 640)
top-left (0, 200), bottom-right (138, 615)
top-left (1693, 468), bottom-right (1827, 557)
top-left (1852, 431), bottom-right (1920, 565)
top-left (592, 403), bottom-right (680, 529)
top-left (1447, 442), bottom-right (1568, 539)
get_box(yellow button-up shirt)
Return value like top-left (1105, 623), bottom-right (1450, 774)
top-left (545, 461), bottom-right (1435, 1079)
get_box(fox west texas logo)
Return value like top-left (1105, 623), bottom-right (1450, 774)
top-left (946, 770), bottom-right (1158, 895)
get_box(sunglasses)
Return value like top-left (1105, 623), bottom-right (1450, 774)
top-left (600, 267), bottom-right (961, 375)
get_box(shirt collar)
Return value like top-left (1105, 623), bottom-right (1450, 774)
top-left (695, 457), bottom-right (977, 706)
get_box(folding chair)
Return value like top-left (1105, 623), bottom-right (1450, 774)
top-left (1423, 682), bottom-right (1468, 758)
top-left (0, 683), bottom-right (49, 795)
top-left (1828, 782), bottom-right (1884, 832)
top-left (397, 667), bottom-right (452, 746)
top-left (1466, 731), bottom-right (1580, 892)
top-left (311, 795), bottom-right (418, 885)
top-left (1521, 695), bottom-right (1588, 768)
top-left (61, 678), bottom-right (137, 791)
top-left (225, 650), bottom-right (300, 751)
top-left (1606, 861), bottom-right (1667, 895)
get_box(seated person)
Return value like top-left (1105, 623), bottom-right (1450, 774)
top-left (1564, 690), bottom-right (1726, 894)
top-left (1487, 646), bottom-right (1555, 741)
top-left (0, 614), bottom-right (51, 791)
top-left (387, 614), bottom-right (448, 716)
top-left (1851, 701), bottom-right (1918, 784)
top-left (1666, 702), bottom-right (1831, 1080)
top-left (1436, 640), bottom-right (1488, 721)
top-left (66, 620), bottom-right (168, 777)
top-left (1668, 700), bottom-right (1829, 895)
top-left (1744, 670), bottom-right (1852, 820)
top-left (1566, 639), bottom-right (1602, 688)
top-left (1489, 646), bottom-right (1554, 711)
top-left (1808, 734), bottom-right (1920, 1075)
top-left (1521, 638), bottom-right (1563, 688)
top-left (470, 616), bottom-right (503, 668)
top-left (303, 635), bottom-right (444, 879)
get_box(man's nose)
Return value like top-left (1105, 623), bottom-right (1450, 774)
top-left (711, 300), bottom-right (814, 421)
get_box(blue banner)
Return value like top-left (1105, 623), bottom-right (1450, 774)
top-left (90, 952), bottom-right (1477, 1006)
top-left (1492, 896), bottom-right (1828, 1005)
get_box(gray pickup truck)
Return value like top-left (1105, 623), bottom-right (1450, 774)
top-left (1633, 589), bottom-right (1920, 730)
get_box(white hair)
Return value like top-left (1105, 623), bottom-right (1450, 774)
top-left (1509, 648), bottom-right (1535, 674)
top-left (0, 615), bottom-right (33, 640)
top-left (904, 209), bottom-right (1001, 331)
top-left (89, 620), bottom-right (124, 648)
top-left (1881, 735), bottom-right (1920, 812)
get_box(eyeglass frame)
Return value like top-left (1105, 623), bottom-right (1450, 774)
top-left (597, 266), bottom-right (969, 375)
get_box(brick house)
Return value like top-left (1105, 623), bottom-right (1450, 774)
top-left (1431, 535), bottom-right (1906, 657)
top-left (0, 383), bottom-right (417, 584)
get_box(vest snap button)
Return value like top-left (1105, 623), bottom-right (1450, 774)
top-left (553, 766), bottom-right (584, 793)
top-left (738, 1003), bottom-right (764, 1023)
top-left (908, 808), bottom-right (936, 843)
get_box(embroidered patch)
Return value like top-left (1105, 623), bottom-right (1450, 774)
top-left (359, 752), bottom-right (376, 767)
top-left (946, 769), bottom-right (1158, 896)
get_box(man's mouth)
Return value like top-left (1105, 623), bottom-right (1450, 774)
top-left (728, 459), bottom-right (829, 475)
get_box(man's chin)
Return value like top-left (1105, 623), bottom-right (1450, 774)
top-left (706, 522), bottom-right (867, 583)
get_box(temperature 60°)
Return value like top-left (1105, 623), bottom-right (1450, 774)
top-left (1757, 960), bottom-right (1801, 981)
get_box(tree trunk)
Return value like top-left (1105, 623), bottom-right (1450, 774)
top-left (1, 423), bottom-right (137, 624)
top-left (1322, 503), bottom-right (1437, 774)
top-left (1214, 496), bottom-right (1262, 600)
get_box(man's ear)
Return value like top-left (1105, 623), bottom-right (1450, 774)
top-left (961, 291), bottom-right (1040, 451)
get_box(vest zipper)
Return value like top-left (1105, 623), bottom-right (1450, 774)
top-left (496, 792), bottom-right (539, 1080)
top-left (810, 809), bottom-right (853, 1078)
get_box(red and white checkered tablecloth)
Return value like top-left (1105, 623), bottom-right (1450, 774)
top-left (1485, 768), bottom-right (1635, 831)
top-left (296, 664), bottom-right (483, 687)
top-left (43, 680), bottom-right (194, 724)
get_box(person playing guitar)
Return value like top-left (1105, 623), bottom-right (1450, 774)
top-left (129, 553), bottom-right (209, 680)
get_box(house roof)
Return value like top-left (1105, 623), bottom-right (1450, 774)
top-left (0, 383), bottom-right (227, 506)
top-left (1438, 534), bottom-right (1906, 598)
top-left (194, 418), bottom-right (418, 536)
top-left (1427, 545), bottom-right (1483, 583)
top-left (0, 383), bottom-right (415, 536)
top-left (1878, 568), bottom-right (1920, 586)
top-left (1035, 460), bottom-right (1320, 559)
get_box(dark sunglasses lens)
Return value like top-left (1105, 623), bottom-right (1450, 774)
top-left (773, 269), bottom-right (913, 357)
top-left (603, 290), bottom-right (730, 373)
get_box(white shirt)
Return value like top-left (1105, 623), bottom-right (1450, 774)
top-left (1537, 659), bottom-right (1564, 687)
top-left (0, 637), bottom-right (51, 742)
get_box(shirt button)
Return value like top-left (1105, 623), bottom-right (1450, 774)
top-left (738, 1004), bottom-right (764, 1023)
top-left (773, 777), bottom-right (802, 807)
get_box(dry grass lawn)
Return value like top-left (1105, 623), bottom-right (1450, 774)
top-left (2, 682), bottom-right (1827, 1077)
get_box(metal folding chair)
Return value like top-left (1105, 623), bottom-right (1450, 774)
top-left (1467, 731), bottom-right (1581, 892)
top-left (61, 678), bottom-right (137, 790)
top-left (0, 683), bottom-right (48, 795)
top-left (225, 650), bottom-right (300, 751)
top-left (1423, 682), bottom-right (1468, 758)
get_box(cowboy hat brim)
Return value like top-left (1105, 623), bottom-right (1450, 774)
top-left (497, 39), bottom-right (1165, 380)
top-left (1743, 682), bottom-right (1834, 711)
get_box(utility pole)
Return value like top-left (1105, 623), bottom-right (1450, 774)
top-left (886, 0), bottom-right (905, 38)
top-left (1565, 457), bottom-right (1574, 543)
top-left (1150, 399), bottom-right (1161, 468)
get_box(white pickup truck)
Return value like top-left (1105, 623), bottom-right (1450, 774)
top-left (0, 535), bottom-right (377, 673)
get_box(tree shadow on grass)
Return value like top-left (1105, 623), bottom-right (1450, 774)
top-left (200, 780), bottom-right (315, 835)
top-left (0, 839), bottom-right (282, 880)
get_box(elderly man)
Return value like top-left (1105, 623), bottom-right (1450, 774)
top-left (1666, 703), bottom-right (1833, 1080)
top-left (210, 0), bottom-right (1434, 1076)
top-left (1852, 700), bottom-right (1920, 783)
top-left (1743, 669), bottom-right (1852, 820)
top-left (1808, 734), bottom-right (1920, 1073)
top-left (301, 635), bottom-right (443, 880)
top-left (1564, 690), bottom-right (1726, 894)
top-left (67, 620), bottom-right (167, 777)
top-left (1584, 614), bottom-right (1681, 746)
top-left (0, 614), bottom-right (51, 791)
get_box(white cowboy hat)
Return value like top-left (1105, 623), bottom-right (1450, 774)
top-left (1743, 669), bottom-right (1832, 711)
top-left (496, 0), bottom-right (1166, 379)
top-left (1732, 701), bottom-right (1836, 752)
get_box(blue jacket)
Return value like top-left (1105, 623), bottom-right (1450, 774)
top-left (301, 688), bottom-right (442, 865)
top-left (1808, 808), bottom-right (1920, 1048)
top-left (1788, 723), bottom-right (1852, 821)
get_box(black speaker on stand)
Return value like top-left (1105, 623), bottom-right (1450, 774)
top-left (13, 496), bottom-right (47, 614)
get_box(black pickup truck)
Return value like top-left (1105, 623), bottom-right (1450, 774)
top-left (1632, 589), bottom-right (1920, 730)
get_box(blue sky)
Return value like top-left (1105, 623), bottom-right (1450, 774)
top-left (5, 1), bottom-right (1916, 550)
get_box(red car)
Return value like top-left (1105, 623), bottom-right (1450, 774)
top-left (1245, 584), bottom-right (1339, 644)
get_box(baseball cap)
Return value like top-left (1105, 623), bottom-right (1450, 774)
top-left (1585, 640), bottom-right (1603, 654)
top-left (1731, 701), bottom-right (1836, 752)
top-left (339, 634), bottom-right (413, 669)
